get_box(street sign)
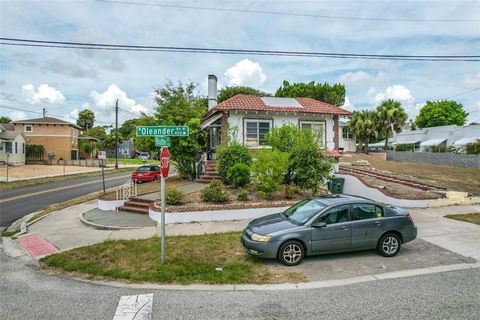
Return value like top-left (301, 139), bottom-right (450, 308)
top-left (136, 126), bottom-right (189, 137)
top-left (155, 136), bottom-right (171, 147)
top-left (97, 151), bottom-right (106, 160)
top-left (160, 147), bottom-right (170, 178)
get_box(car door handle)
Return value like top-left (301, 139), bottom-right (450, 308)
top-left (373, 221), bottom-right (381, 225)
top-left (340, 226), bottom-right (349, 230)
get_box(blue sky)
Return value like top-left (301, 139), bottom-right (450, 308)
top-left (1, 0), bottom-right (479, 126)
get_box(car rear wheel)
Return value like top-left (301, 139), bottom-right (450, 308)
top-left (278, 240), bottom-right (304, 266)
top-left (377, 233), bottom-right (401, 257)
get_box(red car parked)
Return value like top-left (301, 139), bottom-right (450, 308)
top-left (131, 165), bottom-right (161, 182)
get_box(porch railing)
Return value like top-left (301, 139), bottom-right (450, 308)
top-left (195, 152), bottom-right (207, 179)
top-left (115, 179), bottom-right (138, 201)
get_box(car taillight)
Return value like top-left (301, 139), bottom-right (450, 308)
top-left (406, 213), bottom-right (414, 223)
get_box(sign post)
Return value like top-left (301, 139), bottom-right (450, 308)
top-left (159, 147), bottom-right (170, 264)
top-left (97, 151), bottom-right (107, 193)
top-left (136, 125), bottom-right (187, 264)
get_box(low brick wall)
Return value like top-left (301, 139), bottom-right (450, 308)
top-left (387, 151), bottom-right (480, 169)
top-left (26, 159), bottom-right (101, 167)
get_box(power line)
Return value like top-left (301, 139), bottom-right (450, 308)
top-left (1, 38), bottom-right (479, 62)
top-left (0, 105), bottom-right (113, 124)
top-left (92, 0), bottom-right (480, 23)
top-left (444, 87), bottom-right (480, 99)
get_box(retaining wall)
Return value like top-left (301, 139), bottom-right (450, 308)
top-left (387, 151), bottom-right (480, 169)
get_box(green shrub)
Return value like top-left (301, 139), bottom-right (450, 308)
top-left (284, 184), bottom-right (298, 199)
top-left (217, 144), bottom-right (252, 179)
top-left (290, 144), bottom-right (334, 195)
top-left (236, 189), bottom-right (249, 201)
top-left (226, 163), bottom-right (251, 188)
top-left (26, 144), bottom-right (46, 160)
top-left (166, 187), bottom-right (186, 205)
top-left (395, 144), bottom-right (414, 151)
top-left (431, 144), bottom-right (447, 153)
top-left (201, 180), bottom-right (229, 203)
top-left (251, 149), bottom-right (288, 199)
top-left (465, 139), bottom-right (480, 155)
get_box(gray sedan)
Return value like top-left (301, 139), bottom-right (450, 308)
top-left (241, 195), bottom-right (417, 266)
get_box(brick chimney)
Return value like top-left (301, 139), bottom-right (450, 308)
top-left (208, 74), bottom-right (218, 110)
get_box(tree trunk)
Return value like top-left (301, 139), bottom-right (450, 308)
top-left (365, 137), bottom-right (370, 155)
top-left (384, 129), bottom-right (390, 151)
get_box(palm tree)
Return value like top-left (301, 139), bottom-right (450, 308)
top-left (376, 99), bottom-right (408, 150)
top-left (349, 110), bottom-right (378, 154)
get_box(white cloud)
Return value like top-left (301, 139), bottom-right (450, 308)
top-left (463, 72), bottom-right (480, 89)
top-left (8, 110), bottom-right (27, 121)
top-left (90, 84), bottom-right (148, 115)
top-left (337, 70), bottom-right (389, 85)
top-left (21, 84), bottom-right (65, 104)
top-left (374, 85), bottom-right (415, 105)
top-left (341, 96), bottom-right (355, 111)
top-left (69, 108), bottom-right (79, 119)
top-left (224, 59), bottom-right (266, 87)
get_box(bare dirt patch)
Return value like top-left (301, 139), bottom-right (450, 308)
top-left (341, 153), bottom-right (480, 196)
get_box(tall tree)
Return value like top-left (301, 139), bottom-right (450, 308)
top-left (376, 99), bottom-right (408, 150)
top-left (118, 119), bottom-right (139, 140)
top-left (415, 100), bottom-right (468, 128)
top-left (0, 116), bottom-right (12, 123)
top-left (349, 110), bottom-right (378, 154)
top-left (77, 109), bottom-right (95, 130)
top-left (153, 81), bottom-right (207, 179)
top-left (275, 80), bottom-right (345, 106)
top-left (218, 86), bottom-right (270, 102)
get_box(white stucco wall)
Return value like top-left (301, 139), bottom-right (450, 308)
top-left (227, 112), bottom-right (335, 150)
top-left (0, 134), bottom-right (26, 165)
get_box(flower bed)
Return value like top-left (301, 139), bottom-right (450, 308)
top-left (154, 200), bottom-right (299, 212)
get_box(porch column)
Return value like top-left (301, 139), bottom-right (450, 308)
top-left (220, 112), bottom-right (229, 146)
top-left (333, 115), bottom-right (339, 151)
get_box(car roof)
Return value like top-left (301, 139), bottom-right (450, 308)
top-left (312, 194), bottom-right (376, 206)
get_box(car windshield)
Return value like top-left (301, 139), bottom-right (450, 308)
top-left (282, 199), bottom-right (326, 224)
top-left (136, 166), bottom-right (151, 172)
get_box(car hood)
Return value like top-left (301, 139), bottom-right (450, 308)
top-left (248, 213), bottom-right (297, 235)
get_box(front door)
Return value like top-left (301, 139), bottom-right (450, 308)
top-left (311, 204), bottom-right (351, 252)
top-left (208, 125), bottom-right (221, 159)
top-left (351, 203), bottom-right (386, 249)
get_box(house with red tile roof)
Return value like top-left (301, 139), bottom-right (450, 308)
top-left (200, 75), bottom-right (354, 160)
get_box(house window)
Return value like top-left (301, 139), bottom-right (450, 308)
top-left (25, 125), bottom-right (33, 132)
top-left (22, 143), bottom-right (25, 154)
top-left (15, 142), bottom-right (18, 154)
top-left (300, 121), bottom-right (326, 147)
top-left (245, 120), bottom-right (272, 147)
top-left (6, 142), bottom-right (12, 153)
top-left (342, 127), bottom-right (353, 140)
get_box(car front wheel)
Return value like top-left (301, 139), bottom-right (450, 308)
top-left (278, 240), bottom-right (304, 266)
top-left (377, 233), bottom-right (401, 257)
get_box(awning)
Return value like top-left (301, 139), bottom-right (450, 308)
top-left (368, 140), bottom-right (387, 147)
top-left (453, 137), bottom-right (480, 147)
top-left (420, 138), bottom-right (446, 147)
top-left (392, 140), bottom-right (420, 145)
top-left (200, 113), bottom-right (222, 129)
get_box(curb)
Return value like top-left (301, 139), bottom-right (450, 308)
top-left (45, 262), bottom-right (480, 291)
top-left (78, 212), bottom-right (145, 230)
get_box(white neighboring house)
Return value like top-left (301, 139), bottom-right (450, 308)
top-left (368, 123), bottom-right (480, 152)
top-left (200, 75), bottom-right (352, 159)
top-left (339, 120), bottom-right (356, 152)
top-left (0, 123), bottom-right (27, 165)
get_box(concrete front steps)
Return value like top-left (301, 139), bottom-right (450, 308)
top-left (118, 197), bottom-right (154, 214)
top-left (196, 160), bottom-right (222, 183)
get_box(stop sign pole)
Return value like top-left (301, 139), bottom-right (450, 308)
top-left (159, 147), bottom-right (170, 264)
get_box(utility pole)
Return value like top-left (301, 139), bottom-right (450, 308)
top-left (115, 99), bottom-right (119, 169)
top-left (42, 108), bottom-right (47, 118)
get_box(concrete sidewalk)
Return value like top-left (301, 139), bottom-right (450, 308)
top-left (17, 201), bottom-right (480, 263)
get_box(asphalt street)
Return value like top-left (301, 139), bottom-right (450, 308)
top-left (0, 248), bottom-right (479, 320)
top-left (0, 171), bottom-right (133, 228)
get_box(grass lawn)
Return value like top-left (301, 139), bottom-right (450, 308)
top-left (41, 232), bottom-right (305, 285)
top-left (0, 167), bottom-right (134, 192)
top-left (342, 153), bottom-right (480, 196)
top-left (445, 212), bottom-right (480, 225)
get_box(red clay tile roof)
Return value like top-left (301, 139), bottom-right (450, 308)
top-left (12, 117), bottom-right (81, 129)
top-left (205, 94), bottom-right (352, 118)
top-left (0, 123), bottom-right (15, 131)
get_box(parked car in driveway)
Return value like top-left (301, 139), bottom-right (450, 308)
top-left (131, 165), bottom-right (161, 182)
top-left (242, 195), bottom-right (417, 266)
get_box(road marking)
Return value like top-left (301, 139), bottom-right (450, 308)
top-left (113, 294), bottom-right (153, 320)
top-left (0, 174), bottom-right (132, 204)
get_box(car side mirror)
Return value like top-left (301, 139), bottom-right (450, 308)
top-left (312, 221), bottom-right (327, 228)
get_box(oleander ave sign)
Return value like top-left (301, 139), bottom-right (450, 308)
top-left (136, 126), bottom-right (189, 137)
